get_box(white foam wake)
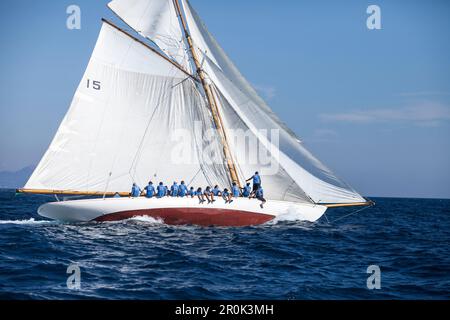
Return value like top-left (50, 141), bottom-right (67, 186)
top-left (0, 218), bottom-right (53, 225)
top-left (271, 213), bottom-right (302, 224)
top-left (126, 215), bottom-right (164, 224)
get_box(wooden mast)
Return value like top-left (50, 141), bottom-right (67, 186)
top-left (172, 0), bottom-right (241, 188)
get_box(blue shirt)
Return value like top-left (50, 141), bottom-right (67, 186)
top-left (157, 185), bottom-right (166, 198)
top-left (256, 188), bottom-right (264, 198)
top-left (232, 186), bottom-right (240, 197)
top-left (179, 184), bottom-right (188, 197)
top-left (242, 185), bottom-right (251, 197)
top-left (212, 187), bottom-right (221, 196)
top-left (131, 185), bottom-right (141, 197)
top-left (144, 184), bottom-right (155, 198)
top-left (253, 174), bottom-right (261, 184)
top-left (222, 190), bottom-right (230, 198)
top-left (171, 184), bottom-right (179, 197)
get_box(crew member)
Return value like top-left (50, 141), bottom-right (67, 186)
top-left (255, 186), bottom-right (267, 209)
top-left (131, 183), bottom-right (141, 198)
top-left (179, 181), bottom-right (188, 197)
top-left (246, 172), bottom-right (261, 194)
top-left (222, 188), bottom-right (233, 204)
top-left (232, 182), bottom-right (240, 198)
top-left (157, 182), bottom-right (166, 198)
top-left (204, 186), bottom-right (215, 204)
top-left (144, 181), bottom-right (155, 198)
top-left (242, 183), bottom-right (251, 198)
top-left (171, 182), bottom-right (179, 197)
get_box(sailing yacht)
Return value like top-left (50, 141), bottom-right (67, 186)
top-left (17, 0), bottom-right (371, 226)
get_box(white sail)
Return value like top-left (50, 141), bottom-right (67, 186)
top-left (25, 22), bottom-right (229, 193)
top-left (107, 0), bottom-right (192, 73)
top-left (25, 1), bottom-right (366, 206)
top-left (180, 0), bottom-right (365, 204)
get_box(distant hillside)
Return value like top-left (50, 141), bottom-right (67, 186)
top-left (0, 166), bottom-right (34, 189)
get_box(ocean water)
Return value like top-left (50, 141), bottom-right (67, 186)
top-left (0, 189), bottom-right (449, 300)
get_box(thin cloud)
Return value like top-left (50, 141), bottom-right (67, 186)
top-left (308, 128), bottom-right (339, 142)
top-left (253, 84), bottom-right (277, 100)
top-left (398, 91), bottom-right (450, 97)
top-left (320, 103), bottom-right (450, 125)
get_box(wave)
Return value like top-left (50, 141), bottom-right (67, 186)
top-left (126, 215), bottom-right (164, 224)
top-left (0, 218), bottom-right (53, 225)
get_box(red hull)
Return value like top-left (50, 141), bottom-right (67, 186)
top-left (94, 207), bottom-right (275, 226)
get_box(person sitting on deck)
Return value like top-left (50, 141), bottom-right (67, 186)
top-left (197, 187), bottom-right (206, 204)
top-left (188, 187), bottom-right (196, 198)
top-left (222, 188), bottom-right (233, 204)
top-left (232, 182), bottom-right (240, 198)
top-left (204, 186), bottom-right (215, 204)
top-left (144, 181), bottom-right (155, 198)
top-left (212, 185), bottom-right (221, 197)
top-left (164, 185), bottom-right (169, 196)
top-left (255, 185), bottom-right (267, 209)
top-left (131, 183), bottom-right (142, 198)
top-left (157, 182), bottom-right (166, 198)
top-left (242, 183), bottom-right (251, 198)
top-left (246, 171), bottom-right (261, 195)
top-left (171, 181), bottom-right (179, 197)
top-left (178, 181), bottom-right (188, 197)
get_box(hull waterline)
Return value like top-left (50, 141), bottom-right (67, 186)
top-left (37, 197), bottom-right (327, 227)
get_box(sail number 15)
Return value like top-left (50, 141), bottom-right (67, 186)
top-left (87, 79), bottom-right (101, 91)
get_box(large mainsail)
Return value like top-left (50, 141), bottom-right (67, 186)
top-left (24, 0), bottom-right (366, 205)
top-left (25, 21), bottom-right (229, 193)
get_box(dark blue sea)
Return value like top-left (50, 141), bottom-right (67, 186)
top-left (0, 189), bottom-right (449, 300)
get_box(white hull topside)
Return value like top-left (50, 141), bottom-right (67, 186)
top-left (38, 197), bottom-right (327, 226)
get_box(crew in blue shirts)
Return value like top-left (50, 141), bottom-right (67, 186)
top-left (171, 182), bottom-right (179, 197)
top-left (131, 183), bottom-right (141, 198)
top-left (157, 182), bottom-right (166, 198)
top-left (246, 171), bottom-right (261, 195)
top-left (212, 185), bottom-right (221, 197)
top-left (197, 187), bottom-right (206, 204)
top-left (222, 188), bottom-right (233, 204)
top-left (242, 183), bottom-right (251, 198)
top-left (255, 186), bottom-right (266, 208)
top-left (144, 181), bottom-right (155, 198)
top-left (232, 182), bottom-right (240, 198)
top-left (178, 181), bottom-right (188, 197)
top-left (188, 187), bottom-right (196, 197)
top-left (204, 186), bottom-right (215, 204)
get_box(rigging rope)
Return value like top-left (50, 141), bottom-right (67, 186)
top-left (330, 202), bottom-right (375, 223)
top-left (128, 65), bottom-right (180, 182)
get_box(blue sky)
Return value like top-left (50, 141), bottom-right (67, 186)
top-left (0, 0), bottom-right (449, 199)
